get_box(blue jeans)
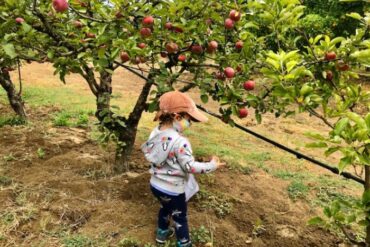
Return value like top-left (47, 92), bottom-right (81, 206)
top-left (150, 185), bottom-right (190, 245)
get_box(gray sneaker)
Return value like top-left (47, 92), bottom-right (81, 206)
top-left (156, 227), bottom-right (175, 244)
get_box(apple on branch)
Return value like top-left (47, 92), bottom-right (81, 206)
top-left (120, 52), bottom-right (130, 63)
top-left (53, 0), bottom-right (69, 13)
top-left (229, 10), bottom-right (241, 22)
top-left (325, 51), bottom-right (336, 61)
top-left (165, 42), bottom-right (179, 54)
top-left (243, 80), bottom-right (255, 91)
top-left (224, 67), bottom-right (235, 78)
top-left (238, 108), bottom-right (248, 118)
top-left (15, 17), bottom-right (24, 24)
top-left (142, 16), bottom-right (154, 26)
top-left (224, 18), bottom-right (234, 30)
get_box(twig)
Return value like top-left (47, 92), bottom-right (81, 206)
top-left (69, 5), bottom-right (111, 23)
top-left (339, 225), bottom-right (366, 247)
top-left (17, 59), bottom-right (23, 96)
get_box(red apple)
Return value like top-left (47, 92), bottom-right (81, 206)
top-left (53, 0), bottom-right (69, 13)
top-left (173, 26), bottom-right (183, 33)
top-left (140, 27), bottom-right (152, 38)
top-left (139, 56), bottom-right (147, 63)
top-left (178, 54), bottom-right (186, 62)
top-left (73, 20), bottom-right (83, 28)
top-left (224, 18), bottom-right (235, 30)
top-left (138, 43), bottom-right (146, 49)
top-left (325, 51), bottom-right (336, 61)
top-left (160, 51), bottom-right (168, 58)
top-left (115, 12), bottom-right (123, 19)
top-left (142, 16), bottom-right (154, 26)
top-left (238, 108), bottom-right (248, 118)
top-left (208, 41), bottom-right (218, 51)
top-left (243, 80), bottom-right (255, 91)
top-left (236, 64), bottom-right (242, 72)
top-left (191, 44), bottom-right (203, 54)
top-left (326, 70), bottom-right (334, 81)
top-left (336, 61), bottom-right (350, 71)
top-left (229, 10), bottom-right (241, 22)
top-left (76, 0), bottom-right (87, 7)
top-left (132, 56), bottom-right (141, 65)
top-left (120, 52), bottom-right (130, 63)
top-left (165, 22), bottom-right (173, 30)
top-left (15, 17), bottom-right (24, 24)
top-left (215, 71), bottom-right (226, 81)
top-left (224, 67), bottom-right (235, 78)
top-left (86, 32), bottom-right (96, 38)
top-left (166, 42), bottom-right (179, 54)
top-left (235, 40), bottom-right (243, 50)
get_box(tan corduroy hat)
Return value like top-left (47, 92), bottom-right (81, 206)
top-left (154, 91), bottom-right (208, 122)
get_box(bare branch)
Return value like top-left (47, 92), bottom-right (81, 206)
top-left (69, 5), bottom-right (111, 23)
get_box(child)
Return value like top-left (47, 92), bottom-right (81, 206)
top-left (141, 91), bottom-right (225, 247)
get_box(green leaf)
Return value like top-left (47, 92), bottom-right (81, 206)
top-left (334, 118), bottom-right (349, 135)
top-left (338, 156), bottom-right (351, 173)
top-left (308, 216), bottom-right (324, 225)
top-left (21, 22), bottom-right (32, 33)
top-left (347, 112), bottom-right (366, 129)
top-left (325, 147), bottom-right (340, 156)
top-left (2, 43), bottom-right (17, 58)
top-left (306, 142), bottom-right (328, 148)
top-left (200, 94), bottom-right (208, 104)
top-left (346, 12), bottom-right (362, 21)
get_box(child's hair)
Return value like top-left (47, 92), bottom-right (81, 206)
top-left (159, 112), bottom-right (187, 125)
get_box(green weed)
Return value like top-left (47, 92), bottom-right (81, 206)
top-left (0, 115), bottom-right (26, 127)
top-left (3, 153), bottom-right (16, 162)
top-left (118, 238), bottom-right (140, 247)
top-left (191, 225), bottom-right (212, 245)
top-left (37, 148), bottom-right (45, 159)
top-left (252, 218), bottom-right (266, 237)
top-left (0, 176), bottom-right (12, 186)
top-left (52, 110), bottom-right (91, 128)
top-left (287, 181), bottom-right (309, 201)
top-left (195, 189), bottom-right (233, 218)
top-left (273, 170), bottom-right (307, 180)
top-left (62, 235), bottom-right (95, 247)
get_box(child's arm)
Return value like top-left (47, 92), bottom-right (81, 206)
top-left (175, 138), bottom-right (217, 174)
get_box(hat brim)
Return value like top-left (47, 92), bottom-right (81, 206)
top-left (187, 108), bottom-right (208, 122)
top-left (153, 108), bottom-right (208, 122)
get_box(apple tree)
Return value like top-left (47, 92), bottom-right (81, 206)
top-left (4, 0), bottom-right (289, 173)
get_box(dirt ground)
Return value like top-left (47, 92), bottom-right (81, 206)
top-left (0, 63), bottom-right (364, 246)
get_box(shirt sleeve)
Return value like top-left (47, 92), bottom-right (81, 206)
top-left (175, 137), bottom-right (217, 174)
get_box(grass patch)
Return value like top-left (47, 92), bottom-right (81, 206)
top-left (22, 86), bottom-right (94, 111)
top-left (287, 180), bottom-right (309, 201)
top-left (191, 225), bottom-right (213, 245)
top-left (52, 110), bottom-right (93, 128)
top-left (118, 238), bottom-right (141, 247)
top-left (273, 170), bottom-right (307, 180)
top-left (195, 189), bottom-right (233, 218)
top-left (0, 176), bottom-right (12, 186)
top-left (0, 115), bottom-right (26, 127)
top-left (3, 153), bottom-right (17, 162)
top-left (62, 235), bottom-right (96, 247)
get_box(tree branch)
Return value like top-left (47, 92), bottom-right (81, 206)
top-left (69, 5), bottom-right (111, 23)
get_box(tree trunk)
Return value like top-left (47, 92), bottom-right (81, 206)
top-left (95, 71), bottom-right (112, 120)
top-left (365, 166), bottom-right (370, 246)
top-left (114, 77), bottom-right (154, 173)
top-left (0, 70), bottom-right (27, 119)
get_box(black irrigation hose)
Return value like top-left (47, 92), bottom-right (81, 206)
top-left (196, 105), bottom-right (365, 186)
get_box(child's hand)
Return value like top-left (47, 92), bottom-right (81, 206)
top-left (211, 156), bottom-right (226, 169)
